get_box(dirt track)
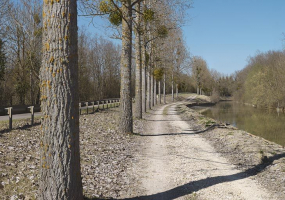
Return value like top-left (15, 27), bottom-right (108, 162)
top-left (1, 96), bottom-right (285, 199)
top-left (129, 103), bottom-right (277, 199)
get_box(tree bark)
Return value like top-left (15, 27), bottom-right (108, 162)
top-left (142, 42), bottom-right (146, 113)
top-left (120, 2), bottom-right (133, 133)
top-left (151, 71), bottom-right (154, 107)
top-left (172, 72), bottom-right (174, 102)
top-left (30, 69), bottom-right (33, 105)
top-left (134, 2), bottom-right (142, 119)
top-left (154, 79), bottom-right (157, 105)
top-left (141, 1), bottom-right (147, 113)
top-left (176, 83), bottom-right (178, 97)
top-left (147, 66), bottom-right (151, 110)
top-left (158, 80), bottom-right (161, 104)
top-left (39, 0), bottom-right (83, 199)
top-left (163, 72), bottom-right (166, 104)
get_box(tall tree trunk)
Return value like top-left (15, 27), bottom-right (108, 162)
top-left (120, 2), bottom-right (133, 133)
top-left (158, 80), bottom-right (161, 104)
top-left (154, 79), bottom-right (157, 105)
top-left (163, 72), bottom-right (166, 104)
top-left (39, 0), bottom-right (83, 199)
top-left (172, 72), bottom-right (174, 102)
top-left (176, 83), bottom-right (178, 97)
top-left (142, 0), bottom-right (147, 113)
top-left (147, 67), bottom-right (151, 109)
top-left (30, 69), bottom-right (33, 105)
top-left (142, 43), bottom-right (146, 113)
top-left (134, 2), bottom-right (142, 119)
top-left (151, 71), bottom-right (154, 107)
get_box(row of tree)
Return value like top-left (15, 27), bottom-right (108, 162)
top-left (2, 0), bottom-right (262, 198)
top-left (0, 0), bottom-right (194, 108)
top-left (0, 0), bottom-right (195, 199)
top-left (79, 0), bottom-right (193, 133)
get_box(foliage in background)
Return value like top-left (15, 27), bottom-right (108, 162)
top-left (233, 50), bottom-right (285, 108)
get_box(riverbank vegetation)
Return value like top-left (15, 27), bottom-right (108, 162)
top-left (190, 49), bottom-right (285, 108)
top-left (233, 50), bottom-right (285, 109)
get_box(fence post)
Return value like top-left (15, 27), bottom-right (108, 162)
top-left (111, 100), bottom-right (113, 108)
top-left (97, 101), bottom-right (100, 111)
top-left (28, 106), bottom-right (34, 125)
top-left (101, 101), bottom-right (105, 109)
top-left (79, 103), bottom-right (81, 115)
top-left (5, 107), bottom-right (12, 130)
top-left (86, 102), bottom-right (89, 115)
top-left (92, 102), bottom-right (95, 113)
top-left (106, 100), bottom-right (108, 109)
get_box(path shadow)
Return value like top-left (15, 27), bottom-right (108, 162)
top-left (150, 114), bottom-right (177, 116)
top-left (85, 153), bottom-right (285, 200)
top-left (133, 125), bottom-right (217, 137)
top-left (146, 120), bottom-right (193, 122)
top-left (0, 122), bottom-right (41, 136)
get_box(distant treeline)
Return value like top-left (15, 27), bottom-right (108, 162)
top-left (0, 1), bottom-right (195, 107)
top-left (233, 50), bottom-right (285, 108)
top-left (190, 49), bottom-right (285, 108)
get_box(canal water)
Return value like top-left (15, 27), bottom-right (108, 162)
top-left (192, 101), bottom-right (285, 146)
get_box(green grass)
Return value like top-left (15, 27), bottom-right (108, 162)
top-left (205, 120), bottom-right (215, 127)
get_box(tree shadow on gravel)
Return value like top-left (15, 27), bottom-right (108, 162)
top-left (132, 126), bottom-right (216, 137)
top-left (0, 122), bottom-right (41, 137)
top-left (85, 153), bottom-right (285, 200)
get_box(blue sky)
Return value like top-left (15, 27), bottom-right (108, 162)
top-left (184, 0), bottom-right (285, 75)
top-left (78, 0), bottom-right (285, 75)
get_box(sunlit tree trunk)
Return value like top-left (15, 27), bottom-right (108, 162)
top-left (154, 79), bottom-right (157, 105)
top-left (147, 66), bottom-right (151, 110)
top-left (172, 71), bottom-right (174, 101)
top-left (163, 72), bottom-right (166, 104)
top-left (151, 70), bottom-right (154, 107)
top-left (142, 42), bottom-right (146, 113)
top-left (120, 1), bottom-right (133, 133)
top-left (134, 2), bottom-right (142, 119)
top-left (39, 0), bottom-right (83, 199)
top-left (142, 0), bottom-right (147, 113)
top-left (176, 83), bottom-right (178, 97)
top-left (158, 80), bottom-right (161, 104)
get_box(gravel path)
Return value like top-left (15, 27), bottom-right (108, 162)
top-left (0, 99), bottom-right (282, 199)
top-left (133, 103), bottom-right (276, 200)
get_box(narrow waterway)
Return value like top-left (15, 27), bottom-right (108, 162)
top-left (193, 101), bottom-right (285, 146)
